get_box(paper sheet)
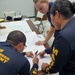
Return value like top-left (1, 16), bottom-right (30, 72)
top-left (0, 20), bottom-right (32, 35)
top-left (23, 32), bottom-right (45, 53)
top-left (0, 34), bottom-right (8, 41)
top-left (25, 54), bottom-right (51, 70)
top-left (23, 32), bottom-right (51, 70)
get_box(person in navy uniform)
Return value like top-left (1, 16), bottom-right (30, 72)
top-left (33, 0), bottom-right (60, 45)
top-left (0, 30), bottom-right (38, 75)
top-left (36, 0), bottom-right (75, 75)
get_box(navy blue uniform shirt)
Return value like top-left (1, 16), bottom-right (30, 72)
top-left (46, 2), bottom-right (60, 38)
top-left (0, 42), bottom-right (38, 75)
top-left (44, 17), bottom-right (75, 75)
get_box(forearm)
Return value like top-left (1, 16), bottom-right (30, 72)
top-left (45, 47), bottom-right (52, 54)
top-left (44, 31), bottom-right (53, 43)
top-left (44, 37), bottom-right (71, 74)
top-left (44, 26), bottom-right (55, 44)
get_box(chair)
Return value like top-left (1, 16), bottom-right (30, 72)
top-left (4, 11), bottom-right (16, 21)
top-left (33, 11), bottom-right (45, 33)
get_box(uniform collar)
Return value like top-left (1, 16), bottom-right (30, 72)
top-left (0, 42), bottom-right (12, 47)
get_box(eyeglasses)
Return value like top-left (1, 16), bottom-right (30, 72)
top-left (23, 43), bottom-right (27, 48)
top-left (25, 45), bottom-right (27, 48)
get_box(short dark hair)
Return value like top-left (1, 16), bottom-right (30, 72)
top-left (33, 0), bottom-right (46, 3)
top-left (50, 0), bottom-right (75, 19)
top-left (6, 30), bottom-right (26, 46)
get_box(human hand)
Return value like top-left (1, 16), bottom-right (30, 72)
top-left (33, 56), bottom-right (39, 64)
top-left (41, 63), bottom-right (49, 71)
top-left (26, 51), bottom-right (34, 58)
top-left (0, 25), bottom-right (6, 29)
top-left (35, 40), bottom-right (45, 45)
top-left (38, 50), bottom-right (46, 58)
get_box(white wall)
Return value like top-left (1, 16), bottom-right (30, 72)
top-left (49, 0), bottom-right (55, 2)
top-left (0, 0), bottom-right (34, 17)
top-left (69, 0), bottom-right (75, 2)
top-left (0, 0), bottom-right (75, 17)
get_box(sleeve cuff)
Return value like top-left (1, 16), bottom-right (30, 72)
top-left (21, 52), bottom-right (26, 56)
top-left (33, 63), bottom-right (38, 69)
top-left (31, 63), bottom-right (38, 75)
top-left (45, 48), bottom-right (52, 54)
top-left (44, 65), bottom-right (50, 74)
